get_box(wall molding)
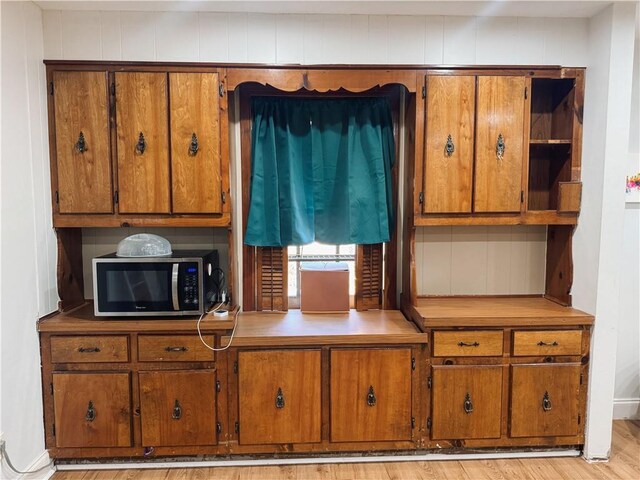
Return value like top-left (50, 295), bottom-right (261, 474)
top-left (613, 398), bottom-right (640, 420)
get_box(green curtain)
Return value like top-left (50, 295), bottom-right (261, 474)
top-left (244, 97), bottom-right (395, 247)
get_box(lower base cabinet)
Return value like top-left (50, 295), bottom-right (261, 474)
top-left (431, 365), bottom-right (503, 440)
top-left (139, 370), bottom-right (218, 446)
top-left (237, 349), bottom-right (322, 445)
top-left (52, 372), bottom-right (132, 448)
top-left (510, 363), bottom-right (581, 438)
top-left (330, 348), bottom-right (412, 442)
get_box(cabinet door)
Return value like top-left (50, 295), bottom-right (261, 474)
top-left (474, 76), bottom-right (526, 213)
top-left (510, 364), bottom-right (581, 438)
top-left (330, 348), bottom-right (412, 442)
top-left (423, 75), bottom-right (475, 213)
top-left (52, 372), bottom-right (131, 448)
top-left (238, 349), bottom-right (321, 445)
top-left (53, 71), bottom-right (112, 213)
top-left (139, 370), bottom-right (217, 446)
top-left (115, 72), bottom-right (170, 213)
top-left (169, 73), bottom-right (222, 214)
top-left (431, 365), bottom-right (502, 440)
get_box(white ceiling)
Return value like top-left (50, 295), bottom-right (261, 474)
top-left (34, 1), bottom-right (614, 18)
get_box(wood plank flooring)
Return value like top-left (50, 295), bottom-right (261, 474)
top-left (52, 420), bottom-right (639, 480)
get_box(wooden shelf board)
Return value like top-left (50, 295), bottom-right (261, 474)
top-left (529, 139), bottom-right (572, 145)
top-left (414, 296), bottom-right (593, 328)
top-left (221, 309), bottom-right (427, 346)
top-left (414, 211), bottom-right (578, 226)
top-left (53, 213), bottom-right (231, 228)
top-left (38, 302), bottom-right (236, 333)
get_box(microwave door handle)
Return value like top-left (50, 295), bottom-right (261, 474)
top-left (171, 263), bottom-right (180, 311)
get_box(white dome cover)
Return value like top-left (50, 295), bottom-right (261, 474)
top-left (116, 234), bottom-right (172, 257)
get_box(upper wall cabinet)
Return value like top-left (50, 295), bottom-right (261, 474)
top-left (115, 72), bottom-right (171, 214)
top-left (52, 71), bottom-right (113, 214)
top-left (416, 68), bottom-right (584, 226)
top-left (46, 63), bottom-right (229, 227)
top-left (474, 76), bottom-right (526, 213)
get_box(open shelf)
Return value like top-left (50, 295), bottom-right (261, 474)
top-left (528, 144), bottom-right (572, 211)
top-left (530, 139), bottom-right (572, 145)
top-left (530, 78), bottom-right (575, 142)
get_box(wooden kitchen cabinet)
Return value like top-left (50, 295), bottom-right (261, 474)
top-left (430, 365), bottom-right (503, 440)
top-left (170, 72), bottom-right (223, 214)
top-left (139, 370), bottom-right (217, 446)
top-left (52, 372), bottom-right (132, 448)
top-left (474, 76), bottom-right (527, 213)
top-left (115, 72), bottom-right (171, 214)
top-left (510, 363), bottom-right (581, 438)
top-left (330, 348), bottom-right (412, 442)
top-left (423, 75), bottom-right (475, 214)
top-left (52, 70), bottom-right (113, 214)
top-left (237, 349), bottom-right (322, 445)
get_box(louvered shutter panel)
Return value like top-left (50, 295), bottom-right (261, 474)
top-left (256, 247), bottom-right (288, 311)
top-left (355, 243), bottom-right (383, 311)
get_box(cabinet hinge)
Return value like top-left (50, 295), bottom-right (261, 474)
top-left (114, 190), bottom-right (119, 204)
top-left (426, 418), bottom-right (432, 430)
top-left (521, 190), bottom-right (524, 203)
top-left (52, 424), bottom-right (56, 436)
top-left (219, 82), bottom-right (225, 98)
top-left (216, 380), bottom-right (221, 393)
top-left (216, 422), bottom-right (222, 434)
top-left (49, 81), bottom-right (54, 96)
top-left (235, 421), bottom-right (239, 434)
top-left (580, 373), bottom-right (583, 385)
top-left (111, 83), bottom-right (116, 96)
top-left (421, 85), bottom-right (426, 99)
top-left (50, 383), bottom-right (54, 395)
top-left (427, 376), bottom-right (432, 389)
top-left (411, 357), bottom-right (416, 371)
top-left (221, 191), bottom-right (226, 204)
top-left (55, 191), bottom-right (59, 204)
top-left (233, 361), bottom-right (238, 374)
top-left (419, 192), bottom-right (424, 204)
top-left (411, 417), bottom-right (415, 429)
top-left (578, 414), bottom-right (581, 425)
top-left (525, 86), bottom-right (528, 100)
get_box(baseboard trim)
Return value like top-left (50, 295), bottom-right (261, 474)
top-left (56, 449), bottom-right (581, 471)
top-left (613, 398), bottom-right (640, 419)
top-left (12, 450), bottom-right (55, 480)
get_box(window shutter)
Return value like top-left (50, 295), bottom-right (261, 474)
top-left (355, 243), bottom-right (383, 311)
top-left (256, 246), bottom-right (288, 311)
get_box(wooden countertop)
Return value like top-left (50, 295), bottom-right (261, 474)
top-left (37, 302), bottom-right (236, 333)
top-left (414, 296), bottom-right (594, 327)
top-left (221, 309), bottom-right (427, 347)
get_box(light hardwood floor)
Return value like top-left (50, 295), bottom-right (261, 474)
top-left (52, 420), bottom-right (639, 480)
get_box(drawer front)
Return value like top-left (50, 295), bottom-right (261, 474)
top-left (50, 335), bottom-right (129, 363)
top-left (138, 335), bottom-right (215, 362)
top-left (512, 330), bottom-right (582, 356)
top-left (432, 331), bottom-right (503, 357)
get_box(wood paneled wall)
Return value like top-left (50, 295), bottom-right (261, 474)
top-left (42, 11), bottom-right (587, 66)
top-left (415, 225), bottom-right (547, 296)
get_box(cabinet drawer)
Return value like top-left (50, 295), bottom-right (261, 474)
top-left (512, 330), bottom-right (582, 356)
top-left (138, 335), bottom-right (214, 362)
top-left (432, 331), bottom-right (503, 357)
top-left (50, 336), bottom-right (129, 363)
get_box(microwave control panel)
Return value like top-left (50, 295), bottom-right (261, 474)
top-left (180, 263), bottom-right (200, 309)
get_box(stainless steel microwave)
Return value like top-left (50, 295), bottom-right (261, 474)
top-left (92, 250), bottom-right (218, 317)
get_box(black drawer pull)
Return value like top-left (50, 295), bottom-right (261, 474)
top-left (463, 393), bottom-right (474, 414)
top-left (165, 346), bottom-right (188, 352)
top-left (367, 386), bottom-right (377, 407)
top-left (537, 341), bottom-right (559, 347)
top-left (172, 399), bottom-right (182, 420)
top-left (458, 341), bottom-right (480, 347)
top-left (542, 391), bottom-right (552, 411)
top-left (78, 347), bottom-right (101, 353)
top-left (85, 400), bottom-right (96, 422)
top-left (275, 387), bottom-right (285, 409)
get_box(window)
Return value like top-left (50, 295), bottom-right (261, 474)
top-left (287, 242), bottom-right (356, 309)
